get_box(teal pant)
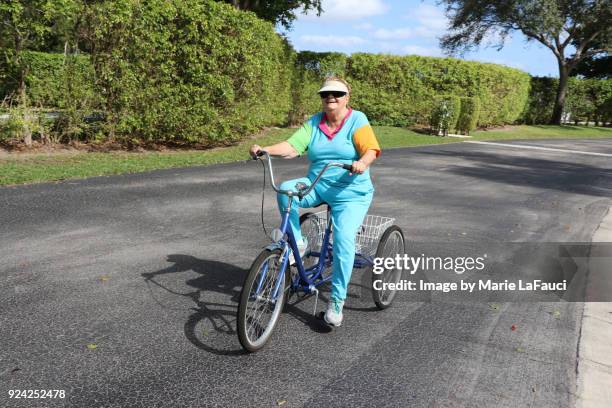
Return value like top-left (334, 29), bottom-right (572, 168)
top-left (277, 177), bottom-right (373, 301)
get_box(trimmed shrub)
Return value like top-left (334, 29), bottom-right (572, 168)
top-left (347, 54), bottom-right (426, 127)
top-left (20, 51), bottom-right (95, 109)
top-left (430, 95), bottom-right (460, 135)
top-left (87, 0), bottom-right (294, 145)
top-left (584, 79), bottom-right (612, 126)
top-left (346, 54), bottom-right (529, 127)
top-left (456, 97), bottom-right (481, 134)
top-left (520, 77), bottom-right (557, 125)
top-left (0, 51), bottom-right (99, 142)
top-left (291, 52), bottom-right (530, 129)
top-left (1, 51), bottom-right (96, 107)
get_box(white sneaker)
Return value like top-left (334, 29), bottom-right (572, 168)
top-left (288, 238), bottom-right (308, 265)
top-left (324, 297), bottom-right (344, 327)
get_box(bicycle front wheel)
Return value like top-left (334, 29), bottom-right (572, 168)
top-left (238, 248), bottom-right (290, 352)
top-left (372, 225), bottom-right (405, 309)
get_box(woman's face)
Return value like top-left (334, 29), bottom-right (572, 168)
top-left (321, 91), bottom-right (349, 114)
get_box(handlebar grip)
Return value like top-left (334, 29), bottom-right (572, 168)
top-left (342, 164), bottom-right (353, 171)
top-left (252, 150), bottom-right (266, 160)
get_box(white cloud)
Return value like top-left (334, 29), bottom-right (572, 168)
top-left (412, 26), bottom-right (440, 39)
top-left (354, 22), bottom-right (375, 30)
top-left (373, 28), bottom-right (414, 40)
top-left (411, 4), bottom-right (448, 31)
top-left (378, 42), bottom-right (443, 57)
top-left (299, 34), bottom-right (368, 48)
top-left (301, 0), bottom-right (389, 21)
top-left (366, 4), bottom-right (448, 43)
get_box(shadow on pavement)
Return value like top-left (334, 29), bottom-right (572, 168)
top-left (414, 149), bottom-right (611, 198)
top-left (142, 254), bottom-right (246, 356)
top-left (141, 254), bottom-right (380, 354)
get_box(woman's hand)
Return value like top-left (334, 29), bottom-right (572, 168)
top-left (250, 142), bottom-right (298, 159)
top-left (250, 144), bottom-right (264, 159)
top-left (350, 160), bottom-right (368, 175)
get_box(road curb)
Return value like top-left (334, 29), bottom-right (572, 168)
top-left (576, 205), bottom-right (612, 408)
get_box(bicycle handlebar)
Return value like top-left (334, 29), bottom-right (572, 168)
top-left (253, 150), bottom-right (352, 198)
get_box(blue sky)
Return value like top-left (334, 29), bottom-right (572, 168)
top-left (278, 0), bottom-right (560, 77)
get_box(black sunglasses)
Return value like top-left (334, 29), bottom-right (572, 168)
top-left (319, 91), bottom-right (347, 99)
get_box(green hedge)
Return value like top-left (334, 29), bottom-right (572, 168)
top-left (522, 77), bottom-right (612, 125)
top-left (520, 77), bottom-right (557, 125)
top-left (346, 53), bottom-right (530, 127)
top-left (14, 2), bottom-right (611, 145)
top-left (0, 51), bottom-right (95, 107)
top-left (86, 0), bottom-right (293, 144)
top-left (22, 51), bottom-right (96, 109)
top-left (457, 97), bottom-right (481, 134)
top-left (566, 78), bottom-right (612, 125)
top-left (291, 52), bottom-right (530, 128)
top-left (0, 51), bottom-right (101, 143)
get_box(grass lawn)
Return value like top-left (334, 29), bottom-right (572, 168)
top-left (472, 125), bottom-right (612, 140)
top-left (1, 125), bottom-right (611, 186)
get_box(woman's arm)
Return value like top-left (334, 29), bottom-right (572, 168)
top-left (350, 149), bottom-right (378, 175)
top-left (250, 141), bottom-right (299, 159)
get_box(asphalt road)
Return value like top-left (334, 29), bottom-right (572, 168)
top-left (1, 138), bottom-right (611, 407)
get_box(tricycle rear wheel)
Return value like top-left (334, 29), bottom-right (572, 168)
top-left (372, 225), bottom-right (405, 309)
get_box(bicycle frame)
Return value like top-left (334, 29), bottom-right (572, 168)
top-left (252, 151), bottom-right (374, 303)
top-left (267, 200), bottom-right (376, 302)
top-left (257, 198), bottom-right (331, 305)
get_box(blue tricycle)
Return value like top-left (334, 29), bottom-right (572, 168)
top-left (237, 151), bottom-right (405, 352)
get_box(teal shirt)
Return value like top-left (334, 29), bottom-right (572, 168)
top-left (287, 110), bottom-right (374, 195)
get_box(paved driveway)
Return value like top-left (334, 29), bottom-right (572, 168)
top-left (1, 138), bottom-right (611, 407)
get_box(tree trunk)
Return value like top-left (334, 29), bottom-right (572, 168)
top-left (21, 103), bottom-right (33, 147)
top-left (550, 62), bottom-right (569, 125)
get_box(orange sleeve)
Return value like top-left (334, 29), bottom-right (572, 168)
top-left (353, 125), bottom-right (381, 157)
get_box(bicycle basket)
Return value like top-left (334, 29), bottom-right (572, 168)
top-left (311, 211), bottom-right (395, 257)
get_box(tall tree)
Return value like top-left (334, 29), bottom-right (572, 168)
top-left (570, 39), bottom-right (610, 78)
top-left (0, 0), bottom-right (79, 98)
top-left (571, 54), bottom-right (610, 79)
top-left (221, 0), bottom-right (322, 29)
top-left (439, 0), bottom-right (611, 124)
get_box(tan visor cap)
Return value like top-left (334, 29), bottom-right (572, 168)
top-left (318, 80), bottom-right (349, 94)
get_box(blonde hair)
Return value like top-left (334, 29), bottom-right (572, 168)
top-left (323, 76), bottom-right (352, 95)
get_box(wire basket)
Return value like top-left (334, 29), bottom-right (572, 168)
top-left (310, 211), bottom-right (395, 257)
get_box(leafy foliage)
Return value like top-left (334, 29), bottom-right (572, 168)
top-left (218, 0), bottom-right (322, 30)
top-left (439, 0), bottom-right (612, 124)
top-left (522, 76), bottom-right (612, 124)
top-left (430, 95), bottom-right (461, 135)
top-left (571, 54), bottom-right (611, 79)
top-left (345, 53), bottom-right (529, 127)
top-left (84, 0), bottom-right (293, 144)
top-left (0, 0), bottom-right (80, 87)
top-left (456, 97), bottom-right (481, 134)
top-left (520, 77), bottom-right (558, 125)
top-left (6, 1), bottom-right (611, 147)
top-left (0, 51), bottom-right (100, 143)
